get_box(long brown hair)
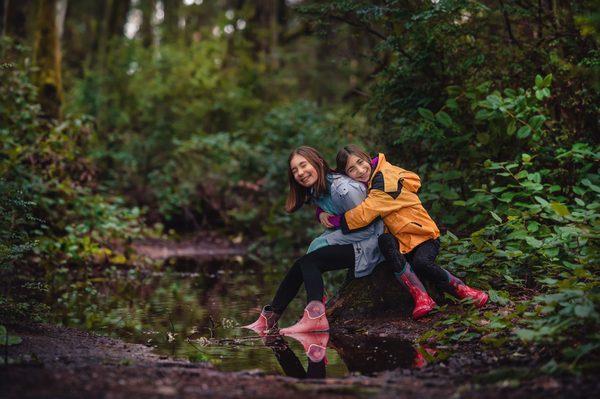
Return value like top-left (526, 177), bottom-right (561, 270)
top-left (285, 146), bottom-right (331, 213)
top-left (336, 145), bottom-right (371, 174)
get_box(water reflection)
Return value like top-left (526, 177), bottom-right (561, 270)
top-left (239, 331), bottom-right (432, 379)
top-left (330, 334), bottom-right (434, 374)
top-left (264, 334), bottom-right (327, 379)
top-left (48, 256), bottom-right (435, 378)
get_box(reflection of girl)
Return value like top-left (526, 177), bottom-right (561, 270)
top-left (264, 334), bottom-right (327, 379)
top-left (322, 145), bottom-right (488, 313)
top-left (244, 146), bottom-right (384, 334)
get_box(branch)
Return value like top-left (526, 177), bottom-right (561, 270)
top-left (498, 0), bottom-right (521, 46)
top-left (342, 52), bottom-right (390, 101)
top-left (329, 14), bottom-right (386, 41)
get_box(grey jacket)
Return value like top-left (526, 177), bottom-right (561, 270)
top-left (307, 173), bottom-right (384, 278)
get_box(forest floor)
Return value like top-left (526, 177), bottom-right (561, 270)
top-left (1, 320), bottom-right (596, 399)
top-left (2, 237), bottom-right (597, 398)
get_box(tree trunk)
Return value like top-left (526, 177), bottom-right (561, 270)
top-left (139, 0), bottom-right (154, 47)
top-left (326, 262), bottom-right (443, 323)
top-left (2, 0), bottom-right (33, 40)
top-left (245, 0), bottom-right (285, 69)
top-left (108, 0), bottom-right (130, 39)
top-left (33, 0), bottom-right (64, 120)
top-left (162, 0), bottom-right (180, 43)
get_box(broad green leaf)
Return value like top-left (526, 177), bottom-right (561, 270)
top-left (535, 90), bottom-right (544, 100)
top-left (516, 125), bottom-right (531, 138)
top-left (527, 222), bottom-right (539, 232)
top-left (488, 289), bottom-right (510, 305)
top-left (582, 178), bottom-right (600, 193)
top-left (435, 111), bottom-right (453, 127)
top-left (541, 88), bottom-right (550, 97)
top-left (418, 107), bottom-right (435, 121)
top-left (525, 236), bottom-right (543, 248)
top-left (574, 304), bottom-right (594, 318)
top-left (535, 74), bottom-right (543, 89)
top-left (475, 109), bottom-right (492, 120)
top-left (445, 98), bottom-right (458, 110)
top-left (507, 119), bottom-right (516, 135)
top-left (516, 328), bottom-right (536, 341)
top-left (490, 211), bottom-right (502, 223)
top-left (529, 115), bottom-right (545, 130)
top-left (534, 196), bottom-right (549, 206)
top-left (486, 94), bottom-right (503, 109)
top-left (550, 202), bottom-right (570, 216)
top-left (543, 247), bottom-right (559, 258)
top-left (445, 231), bottom-right (459, 241)
top-left (515, 170), bottom-right (528, 179)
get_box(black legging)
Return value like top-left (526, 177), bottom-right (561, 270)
top-left (270, 244), bottom-right (355, 314)
top-left (378, 233), bottom-right (458, 294)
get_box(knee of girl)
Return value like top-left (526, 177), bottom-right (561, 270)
top-left (410, 257), bottom-right (428, 272)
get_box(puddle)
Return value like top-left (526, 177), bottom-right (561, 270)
top-left (48, 256), bottom-right (433, 378)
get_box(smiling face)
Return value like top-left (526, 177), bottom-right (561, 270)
top-left (290, 154), bottom-right (319, 188)
top-left (345, 154), bottom-right (371, 183)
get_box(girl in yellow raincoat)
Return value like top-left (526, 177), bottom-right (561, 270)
top-left (319, 145), bottom-right (488, 317)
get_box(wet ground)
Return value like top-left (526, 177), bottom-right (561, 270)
top-left (2, 247), bottom-right (598, 397)
top-left (2, 320), bottom-right (596, 398)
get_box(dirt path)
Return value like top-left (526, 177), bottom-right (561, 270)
top-left (1, 323), bottom-right (595, 399)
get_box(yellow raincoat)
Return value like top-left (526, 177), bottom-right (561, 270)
top-left (340, 153), bottom-right (440, 254)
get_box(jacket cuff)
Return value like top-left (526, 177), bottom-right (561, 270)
top-left (328, 214), bottom-right (341, 229)
top-left (342, 214), bottom-right (382, 234)
top-left (341, 214), bottom-right (351, 234)
top-left (315, 206), bottom-right (323, 222)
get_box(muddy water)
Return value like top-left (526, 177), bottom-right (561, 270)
top-left (49, 257), bottom-right (428, 378)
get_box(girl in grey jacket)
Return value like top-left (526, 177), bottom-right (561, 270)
top-left (243, 146), bottom-right (384, 335)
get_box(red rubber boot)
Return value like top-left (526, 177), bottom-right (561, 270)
top-left (285, 332), bottom-right (330, 363)
top-left (413, 345), bottom-right (437, 368)
top-left (279, 301), bottom-right (329, 335)
top-left (396, 264), bottom-right (436, 319)
top-left (242, 305), bottom-right (281, 334)
top-left (449, 279), bottom-right (489, 308)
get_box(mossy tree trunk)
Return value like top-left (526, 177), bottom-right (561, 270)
top-left (33, 0), bottom-right (64, 120)
top-left (326, 262), bottom-right (443, 323)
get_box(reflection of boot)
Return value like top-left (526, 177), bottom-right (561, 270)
top-left (413, 345), bottom-right (437, 368)
top-left (242, 305), bottom-right (281, 334)
top-left (285, 332), bottom-right (330, 363)
top-left (449, 278), bottom-right (489, 308)
top-left (397, 264), bottom-right (436, 319)
top-left (279, 301), bottom-right (329, 335)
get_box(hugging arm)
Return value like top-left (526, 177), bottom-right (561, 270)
top-left (319, 179), bottom-right (382, 246)
top-left (340, 172), bottom-right (413, 234)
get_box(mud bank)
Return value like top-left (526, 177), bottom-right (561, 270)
top-left (1, 323), bottom-right (596, 399)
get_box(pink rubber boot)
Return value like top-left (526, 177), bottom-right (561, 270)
top-left (242, 305), bottom-right (281, 334)
top-left (279, 301), bottom-right (329, 335)
top-left (396, 264), bottom-right (436, 319)
top-left (450, 279), bottom-right (489, 308)
top-left (285, 332), bottom-right (330, 363)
